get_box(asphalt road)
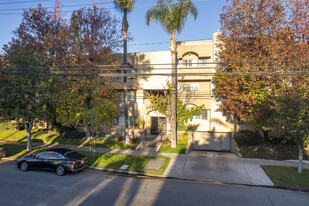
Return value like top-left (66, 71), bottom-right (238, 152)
top-left (0, 160), bottom-right (309, 206)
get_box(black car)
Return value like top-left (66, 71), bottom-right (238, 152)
top-left (17, 148), bottom-right (88, 176)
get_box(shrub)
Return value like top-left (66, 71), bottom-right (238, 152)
top-left (266, 130), bottom-right (297, 145)
top-left (0, 122), bottom-right (15, 130)
top-left (12, 120), bottom-right (25, 130)
top-left (53, 124), bottom-right (85, 139)
top-left (234, 130), bottom-right (263, 146)
top-left (177, 132), bottom-right (188, 145)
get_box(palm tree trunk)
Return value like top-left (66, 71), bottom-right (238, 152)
top-left (170, 31), bottom-right (177, 148)
top-left (122, 9), bottom-right (130, 144)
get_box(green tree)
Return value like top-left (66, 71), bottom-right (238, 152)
top-left (146, 0), bottom-right (198, 148)
top-left (114, 0), bottom-right (136, 144)
top-left (55, 76), bottom-right (118, 139)
top-left (261, 81), bottom-right (309, 173)
top-left (148, 81), bottom-right (204, 139)
top-left (0, 48), bottom-right (53, 151)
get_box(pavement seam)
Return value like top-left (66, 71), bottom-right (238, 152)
top-left (243, 162), bottom-right (254, 185)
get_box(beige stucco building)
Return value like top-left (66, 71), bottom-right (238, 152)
top-left (113, 32), bottom-right (235, 151)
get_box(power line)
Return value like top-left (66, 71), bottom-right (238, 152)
top-left (7, 70), bottom-right (309, 77)
top-left (0, 0), bottom-right (209, 15)
top-left (0, 0), bottom-right (50, 5)
top-left (3, 61), bottom-right (308, 72)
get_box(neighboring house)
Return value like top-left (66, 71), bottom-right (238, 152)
top-left (113, 32), bottom-right (236, 152)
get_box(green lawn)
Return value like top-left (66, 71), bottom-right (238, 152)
top-left (0, 143), bottom-right (170, 175)
top-left (0, 130), bottom-right (136, 150)
top-left (0, 143), bottom-right (48, 159)
top-left (239, 145), bottom-right (309, 160)
top-left (262, 165), bottom-right (309, 188)
top-left (79, 151), bottom-right (170, 175)
top-left (158, 144), bottom-right (187, 154)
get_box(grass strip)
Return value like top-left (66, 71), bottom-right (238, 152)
top-left (158, 144), bottom-right (187, 154)
top-left (79, 151), bottom-right (170, 175)
top-left (262, 165), bottom-right (309, 188)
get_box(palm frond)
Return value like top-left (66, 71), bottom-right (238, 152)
top-left (114, 0), bottom-right (136, 13)
top-left (145, 0), bottom-right (198, 35)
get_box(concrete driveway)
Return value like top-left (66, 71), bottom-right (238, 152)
top-left (165, 151), bottom-right (274, 186)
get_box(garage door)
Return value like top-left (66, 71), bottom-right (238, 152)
top-left (192, 132), bottom-right (231, 152)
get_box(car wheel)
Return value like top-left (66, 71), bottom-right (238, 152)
top-left (20, 161), bottom-right (29, 172)
top-left (56, 165), bottom-right (65, 176)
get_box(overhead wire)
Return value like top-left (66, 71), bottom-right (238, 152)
top-left (0, 0), bottom-right (209, 15)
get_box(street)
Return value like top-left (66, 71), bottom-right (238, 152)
top-left (0, 160), bottom-right (308, 206)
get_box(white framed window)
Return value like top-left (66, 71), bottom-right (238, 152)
top-left (194, 109), bottom-right (209, 120)
top-left (183, 83), bottom-right (199, 92)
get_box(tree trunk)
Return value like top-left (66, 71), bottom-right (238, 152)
top-left (170, 31), bottom-right (177, 148)
top-left (122, 10), bottom-right (130, 144)
top-left (85, 126), bottom-right (91, 139)
top-left (47, 121), bottom-right (53, 133)
top-left (24, 120), bottom-right (33, 151)
top-left (298, 144), bottom-right (303, 173)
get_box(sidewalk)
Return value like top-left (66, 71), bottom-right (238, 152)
top-left (7, 142), bottom-right (309, 187)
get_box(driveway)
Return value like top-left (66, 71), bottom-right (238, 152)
top-left (165, 151), bottom-right (274, 186)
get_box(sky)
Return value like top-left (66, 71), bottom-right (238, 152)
top-left (0, 0), bottom-right (226, 53)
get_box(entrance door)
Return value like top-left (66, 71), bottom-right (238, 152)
top-left (151, 117), bottom-right (159, 134)
top-left (151, 117), bottom-right (166, 134)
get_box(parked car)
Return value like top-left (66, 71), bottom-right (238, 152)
top-left (0, 147), bottom-right (6, 158)
top-left (17, 148), bottom-right (88, 176)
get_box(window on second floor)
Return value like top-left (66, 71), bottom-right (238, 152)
top-left (194, 109), bottom-right (209, 120)
top-left (120, 91), bottom-right (135, 101)
top-left (183, 83), bottom-right (199, 92)
top-left (183, 59), bottom-right (193, 67)
top-left (197, 59), bottom-right (208, 67)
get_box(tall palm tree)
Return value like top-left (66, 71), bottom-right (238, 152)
top-left (146, 0), bottom-right (198, 148)
top-left (114, 0), bottom-right (136, 144)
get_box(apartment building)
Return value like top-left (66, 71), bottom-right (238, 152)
top-left (113, 32), bottom-right (235, 151)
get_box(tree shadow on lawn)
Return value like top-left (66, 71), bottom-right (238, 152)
top-left (0, 143), bottom-right (47, 159)
top-left (0, 130), bottom-right (25, 142)
top-left (83, 151), bottom-right (170, 175)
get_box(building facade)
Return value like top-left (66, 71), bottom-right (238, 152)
top-left (113, 32), bottom-right (235, 151)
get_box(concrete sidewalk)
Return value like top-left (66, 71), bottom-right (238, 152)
top-left (8, 142), bottom-right (309, 187)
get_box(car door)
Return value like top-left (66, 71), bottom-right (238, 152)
top-left (45, 152), bottom-right (63, 169)
top-left (33, 151), bottom-right (49, 168)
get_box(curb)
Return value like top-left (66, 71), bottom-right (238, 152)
top-left (86, 166), bottom-right (309, 193)
top-left (87, 166), bottom-right (166, 178)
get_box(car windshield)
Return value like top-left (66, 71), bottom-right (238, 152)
top-left (64, 151), bottom-right (83, 159)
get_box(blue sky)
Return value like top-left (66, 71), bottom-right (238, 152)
top-left (0, 0), bottom-right (226, 53)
